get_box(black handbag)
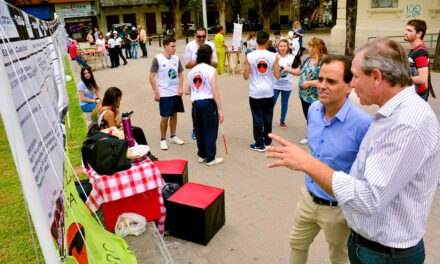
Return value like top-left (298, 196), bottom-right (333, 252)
top-left (82, 132), bottom-right (131, 175)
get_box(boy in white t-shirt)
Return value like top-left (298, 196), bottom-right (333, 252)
top-left (149, 37), bottom-right (185, 150)
top-left (243, 31), bottom-right (280, 152)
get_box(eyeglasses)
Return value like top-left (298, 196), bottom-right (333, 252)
top-left (196, 35), bottom-right (206, 39)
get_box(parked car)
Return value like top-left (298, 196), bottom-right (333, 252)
top-left (110, 23), bottom-right (133, 36)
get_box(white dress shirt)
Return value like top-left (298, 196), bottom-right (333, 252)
top-left (333, 86), bottom-right (440, 248)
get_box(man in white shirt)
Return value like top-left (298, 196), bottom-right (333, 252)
top-left (150, 37), bottom-right (185, 150)
top-left (184, 27), bottom-right (218, 139)
top-left (266, 38), bottom-right (440, 263)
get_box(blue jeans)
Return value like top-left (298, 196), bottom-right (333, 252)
top-left (131, 42), bottom-right (138, 59)
top-left (273, 89), bottom-right (291, 123)
top-left (74, 56), bottom-right (90, 69)
top-left (80, 102), bottom-right (97, 112)
top-left (348, 235), bottom-right (425, 264)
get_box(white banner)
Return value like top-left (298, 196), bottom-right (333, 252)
top-left (232, 23), bottom-right (242, 51)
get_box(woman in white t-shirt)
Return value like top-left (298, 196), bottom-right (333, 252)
top-left (273, 39), bottom-right (296, 129)
top-left (185, 44), bottom-right (224, 166)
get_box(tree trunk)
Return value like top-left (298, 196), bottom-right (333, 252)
top-left (345, 0), bottom-right (358, 56)
top-left (174, 9), bottom-right (183, 38)
top-left (433, 30), bottom-right (440, 71)
top-left (217, 0), bottom-right (226, 29)
top-left (263, 18), bottom-right (271, 32)
top-left (291, 0), bottom-right (301, 24)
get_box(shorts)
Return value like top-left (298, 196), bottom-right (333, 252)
top-left (159, 95), bottom-right (185, 117)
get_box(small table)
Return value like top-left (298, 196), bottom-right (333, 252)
top-left (226, 49), bottom-right (242, 75)
top-left (80, 49), bottom-right (103, 70)
top-left (83, 159), bottom-right (166, 235)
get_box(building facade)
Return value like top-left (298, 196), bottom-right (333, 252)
top-left (331, 0), bottom-right (440, 48)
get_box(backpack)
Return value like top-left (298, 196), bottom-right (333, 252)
top-left (82, 132), bottom-right (131, 175)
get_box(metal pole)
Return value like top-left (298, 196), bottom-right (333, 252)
top-left (202, 0), bottom-right (208, 30)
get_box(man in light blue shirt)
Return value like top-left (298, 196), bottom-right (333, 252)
top-left (289, 55), bottom-right (371, 264)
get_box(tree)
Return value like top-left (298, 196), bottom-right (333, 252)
top-left (345, 0), bottom-right (357, 56)
top-left (290, 0), bottom-right (301, 25)
top-left (159, 0), bottom-right (193, 38)
top-left (214, 0), bottom-right (227, 30)
top-left (256, 0), bottom-right (281, 32)
top-left (434, 30), bottom-right (440, 71)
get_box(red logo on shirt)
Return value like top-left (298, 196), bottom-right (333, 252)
top-left (193, 73), bottom-right (202, 89)
top-left (257, 59), bottom-right (268, 73)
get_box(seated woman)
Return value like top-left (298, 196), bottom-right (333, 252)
top-left (78, 67), bottom-right (102, 112)
top-left (93, 87), bottom-right (157, 160)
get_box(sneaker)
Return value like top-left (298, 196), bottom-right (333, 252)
top-left (160, 140), bottom-right (168, 150)
top-left (198, 156), bottom-right (206, 163)
top-left (206, 157), bottom-right (224, 166)
top-left (250, 144), bottom-right (265, 152)
top-left (299, 138), bottom-right (308, 145)
top-left (280, 122), bottom-right (287, 129)
top-left (169, 136), bottom-right (184, 145)
top-left (191, 132), bottom-right (196, 140)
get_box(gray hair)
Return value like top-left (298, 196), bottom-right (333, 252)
top-left (355, 38), bottom-right (412, 87)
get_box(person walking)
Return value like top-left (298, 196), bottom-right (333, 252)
top-left (150, 37), bottom-right (185, 151)
top-left (186, 44), bottom-right (224, 166)
top-left (243, 31), bottom-right (280, 152)
top-left (266, 38), bottom-right (440, 264)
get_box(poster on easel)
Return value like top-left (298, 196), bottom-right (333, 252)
top-left (232, 23), bottom-right (242, 51)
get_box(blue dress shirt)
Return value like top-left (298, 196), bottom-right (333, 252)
top-left (305, 99), bottom-right (371, 202)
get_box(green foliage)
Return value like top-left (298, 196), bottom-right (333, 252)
top-left (0, 57), bottom-right (87, 263)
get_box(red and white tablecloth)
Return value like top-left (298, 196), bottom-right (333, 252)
top-left (83, 159), bottom-right (166, 235)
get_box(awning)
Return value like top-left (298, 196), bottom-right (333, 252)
top-left (21, 5), bottom-right (52, 20)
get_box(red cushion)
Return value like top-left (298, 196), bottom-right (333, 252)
top-left (153, 160), bottom-right (187, 174)
top-left (167, 182), bottom-right (224, 209)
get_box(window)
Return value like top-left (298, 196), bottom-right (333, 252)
top-left (371, 0), bottom-right (398, 8)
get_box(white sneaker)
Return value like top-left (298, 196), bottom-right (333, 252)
top-left (206, 157), bottom-right (224, 166)
top-left (169, 136), bottom-right (184, 145)
top-left (160, 140), bottom-right (168, 150)
top-left (198, 156), bottom-right (206, 163)
top-left (299, 138), bottom-right (308, 145)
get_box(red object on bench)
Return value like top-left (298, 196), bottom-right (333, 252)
top-left (166, 182), bottom-right (225, 245)
top-left (102, 189), bottom-right (161, 232)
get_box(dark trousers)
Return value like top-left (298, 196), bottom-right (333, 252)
top-left (194, 99), bottom-right (219, 163)
top-left (109, 48), bottom-right (118, 67)
top-left (117, 46), bottom-right (127, 64)
top-left (191, 103), bottom-right (196, 135)
top-left (249, 96), bottom-right (274, 147)
top-left (348, 235), bottom-right (425, 264)
top-left (300, 99), bottom-right (312, 122)
top-left (139, 41), bottom-right (148, 57)
top-left (132, 126), bottom-right (148, 145)
top-left (124, 43), bottom-right (131, 58)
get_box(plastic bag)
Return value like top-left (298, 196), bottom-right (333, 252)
top-left (115, 213), bottom-right (147, 238)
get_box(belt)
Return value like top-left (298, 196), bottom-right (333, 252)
top-left (351, 230), bottom-right (419, 254)
top-left (308, 192), bottom-right (338, 206)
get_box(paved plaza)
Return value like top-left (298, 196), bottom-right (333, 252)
top-left (71, 32), bottom-right (440, 264)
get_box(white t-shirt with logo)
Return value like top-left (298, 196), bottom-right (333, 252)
top-left (188, 63), bottom-right (216, 102)
top-left (151, 53), bottom-right (182, 97)
top-left (287, 37), bottom-right (300, 57)
top-left (273, 53), bottom-right (295, 91)
top-left (184, 40), bottom-right (218, 66)
top-left (247, 49), bottom-right (277, 98)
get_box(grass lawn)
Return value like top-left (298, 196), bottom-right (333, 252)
top-left (0, 58), bottom-right (87, 263)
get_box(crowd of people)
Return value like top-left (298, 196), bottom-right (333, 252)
top-left (74, 19), bottom-right (439, 263)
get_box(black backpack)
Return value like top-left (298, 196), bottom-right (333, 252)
top-left (81, 132), bottom-right (131, 175)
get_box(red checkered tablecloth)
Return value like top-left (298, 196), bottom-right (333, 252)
top-left (83, 159), bottom-right (166, 235)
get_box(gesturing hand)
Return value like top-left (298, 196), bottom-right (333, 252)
top-left (265, 133), bottom-right (311, 172)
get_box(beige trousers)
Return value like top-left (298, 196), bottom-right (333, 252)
top-left (289, 187), bottom-right (350, 264)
